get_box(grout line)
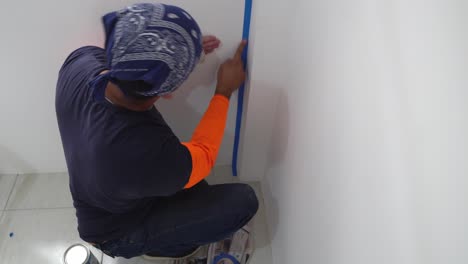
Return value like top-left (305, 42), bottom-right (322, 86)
top-left (2, 174), bottom-right (19, 211)
top-left (4, 207), bottom-right (74, 212)
top-left (0, 174), bottom-right (19, 221)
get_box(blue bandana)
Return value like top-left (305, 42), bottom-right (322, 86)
top-left (91, 3), bottom-right (203, 98)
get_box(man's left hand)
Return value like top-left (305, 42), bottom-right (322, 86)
top-left (203, 35), bottom-right (221, 54)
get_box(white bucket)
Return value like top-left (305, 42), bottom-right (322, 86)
top-left (63, 244), bottom-right (99, 264)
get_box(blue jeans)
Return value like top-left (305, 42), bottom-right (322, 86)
top-left (96, 181), bottom-right (259, 259)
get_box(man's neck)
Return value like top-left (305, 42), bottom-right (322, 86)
top-left (105, 82), bottom-right (158, 112)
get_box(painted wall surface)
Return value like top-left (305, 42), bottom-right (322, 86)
top-left (0, 1), bottom-right (244, 174)
top-left (241, 0), bottom-right (468, 263)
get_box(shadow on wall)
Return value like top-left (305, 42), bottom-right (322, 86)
top-left (266, 89), bottom-right (290, 171)
top-left (180, 53), bottom-right (222, 98)
top-left (239, 83), bottom-right (289, 254)
top-left (262, 88), bottom-right (289, 247)
top-left (156, 54), bottom-right (220, 136)
top-left (0, 145), bottom-right (36, 174)
top-left (261, 84), bottom-right (344, 263)
top-left (156, 54), bottom-right (234, 163)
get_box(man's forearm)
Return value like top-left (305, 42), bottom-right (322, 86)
top-left (182, 94), bottom-right (230, 188)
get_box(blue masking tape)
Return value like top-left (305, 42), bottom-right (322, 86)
top-left (213, 253), bottom-right (241, 264)
top-left (232, 0), bottom-right (253, 176)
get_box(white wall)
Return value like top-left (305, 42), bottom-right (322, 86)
top-left (0, 1), bottom-right (244, 174)
top-left (242, 0), bottom-right (468, 263)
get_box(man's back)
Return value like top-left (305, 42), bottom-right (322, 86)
top-left (55, 46), bottom-right (191, 242)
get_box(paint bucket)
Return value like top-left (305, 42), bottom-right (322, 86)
top-left (63, 244), bottom-right (100, 264)
top-left (213, 253), bottom-right (241, 264)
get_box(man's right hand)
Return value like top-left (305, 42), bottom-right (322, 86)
top-left (215, 40), bottom-right (247, 99)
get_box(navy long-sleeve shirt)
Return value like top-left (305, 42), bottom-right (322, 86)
top-left (55, 46), bottom-right (192, 242)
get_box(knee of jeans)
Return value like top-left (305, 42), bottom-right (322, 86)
top-left (237, 184), bottom-right (259, 217)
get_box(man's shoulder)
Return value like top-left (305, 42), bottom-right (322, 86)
top-left (59, 46), bottom-right (106, 73)
top-left (56, 46), bottom-right (107, 115)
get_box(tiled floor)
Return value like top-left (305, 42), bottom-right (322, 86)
top-left (0, 167), bottom-right (272, 264)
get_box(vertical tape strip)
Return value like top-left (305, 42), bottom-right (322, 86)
top-left (232, 0), bottom-right (253, 176)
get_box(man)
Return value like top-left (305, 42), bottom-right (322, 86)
top-left (55, 3), bottom-right (258, 260)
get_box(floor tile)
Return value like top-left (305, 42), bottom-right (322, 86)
top-left (0, 208), bottom-right (102, 264)
top-left (248, 246), bottom-right (274, 264)
top-left (0, 174), bottom-right (16, 210)
top-left (6, 173), bottom-right (73, 210)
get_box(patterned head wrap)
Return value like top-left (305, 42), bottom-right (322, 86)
top-left (92, 3), bottom-right (203, 98)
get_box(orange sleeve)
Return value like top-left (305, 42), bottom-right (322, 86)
top-left (182, 94), bottom-right (230, 188)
